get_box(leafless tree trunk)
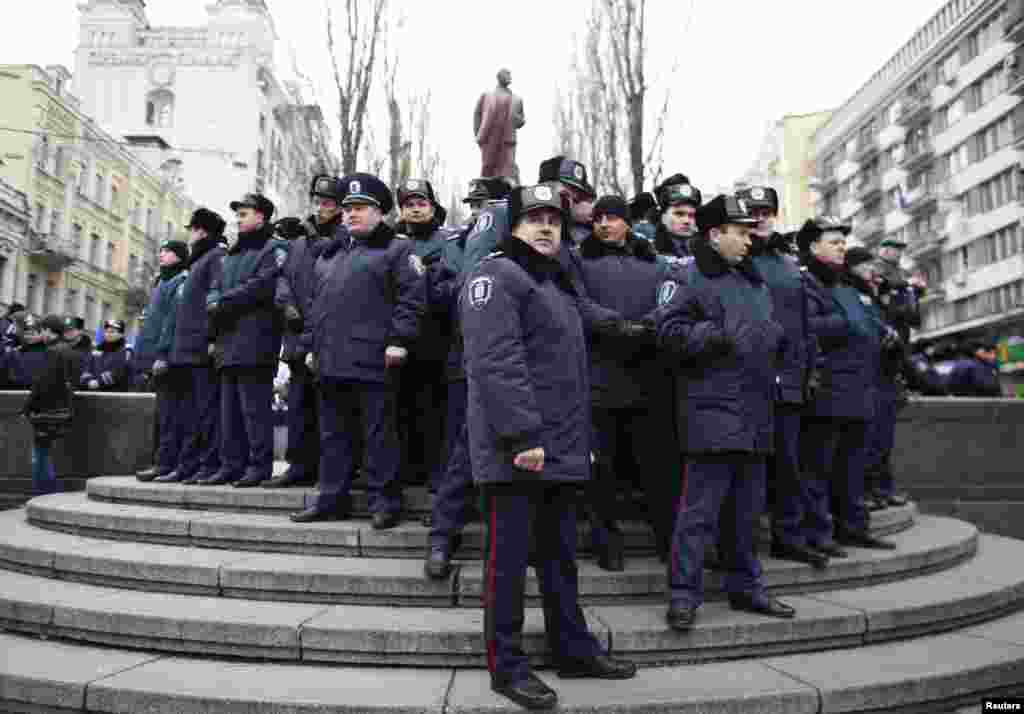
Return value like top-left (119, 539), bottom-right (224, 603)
top-left (325, 0), bottom-right (387, 174)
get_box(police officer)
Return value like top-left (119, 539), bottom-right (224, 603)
top-left (629, 192), bottom-right (658, 243)
top-left (948, 339), bottom-right (1003, 396)
top-left (653, 176), bottom-right (701, 262)
top-left (425, 177), bottom-right (512, 578)
top-left (266, 177), bottom-right (344, 489)
top-left (62, 316), bottom-right (93, 355)
top-left (156, 208), bottom-right (228, 484)
top-left (202, 193), bottom-right (287, 488)
top-left (290, 173), bottom-right (424, 529)
top-left (1, 303), bottom-right (26, 351)
top-left (538, 156), bottom-right (596, 246)
top-left (734, 186), bottom-right (826, 568)
top-left (9, 313), bottom-right (49, 389)
top-left (463, 184), bottom-right (636, 710)
top-left (577, 194), bottom-right (681, 570)
top-left (79, 320), bottom-right (133, 392)
top-left (657, 194), bottom-right (796, 631)
top-left (799, 233), bottom-right (896, 552)
top-left (394, 178), bottom-right (455, 491)
top-left (134, 240), bottom-right (190, 482)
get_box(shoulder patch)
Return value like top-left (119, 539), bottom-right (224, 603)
top-left (467, 275), bottom-right (495, 309)
top-left (176, 282), bottom-right (186, 297)
top-left (275, 248), bottom-right (288, 267)
top-left (469, 212), bottom-right (494, 240)
top-left (408, 254), bottom-right (426, 277)
top-left (859, 294), bottom-right (873, 306)
top-left (658, 280), bottom-right (678, 306)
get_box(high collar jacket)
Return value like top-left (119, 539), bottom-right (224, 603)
top-left (170, 236), bottom-right (226, 365)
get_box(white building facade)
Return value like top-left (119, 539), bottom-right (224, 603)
top-left (812, 0), bottom-right (1024, 345)
top-left (73, 0), bottom-right (333, 227)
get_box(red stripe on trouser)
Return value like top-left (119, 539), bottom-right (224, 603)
top-left (670, 461), bottom-right (690, 583)
top-left (485, 494), bottom-right (498, 674)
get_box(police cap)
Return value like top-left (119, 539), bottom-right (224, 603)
top-left (63, 315), bottom-right (85, 331)
top-left (658, 182), bottom-right (702, 210)
top-left (309, 175), bottom-right (345, 202)
top-left (879, 237), bottom-right (908, 249)
top-left (735, 185), bottom-right (779, 214)
top-left (464, 177), bottom-right (512, 203)
top-left (185, 207), bottom-right (226, 236)
top-left (593, 195), bottom-right (631, 225)
top-left (795, 216), bottom-right (851, 253)
top-left (509, 184), bottom-right (566, 227)
top-left (538, 156), bottom-right (596, 198)
top-left (696, 194), bottom-right (758, 233)
top-left (339, 173), bottom-right (393, 214)
top-left (396, 178), bottom-right (438, 207)
top-left (230, 193), bottom-right (276, 221)
top-left (104, 319), bottom-right (126, 333)
top-left (42, 315), bottom-right (65, 335)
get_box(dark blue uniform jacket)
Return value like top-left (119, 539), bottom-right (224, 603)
top-left (170, 236), bottom-right (226, 366)
top-left (657, 238), bottom-right (782, 455)
top-left (134, 266), bottom-right (188, 365)
top-left (10, 342), bottom-right (50, 388)
top-left (462, 236), bottom-right (591, 485)
top-left (208, 225), bottom-right (288, 369)
top-left (81, 339), bottom-right (133, 391)
top-left (310, 221), bottom-right (425, 384)
top-left (948, 357), bottom-right (1002, 397)
top-left (276, 216), bottom-right (333, 363)
top-left (397, 217), bottom-right (459, 364)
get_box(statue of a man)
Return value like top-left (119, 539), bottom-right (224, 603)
top-left (473, 68), bottom-right (525, 185)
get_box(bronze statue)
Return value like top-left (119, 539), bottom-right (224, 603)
top-left (473, 69), bottom-right (525, 185)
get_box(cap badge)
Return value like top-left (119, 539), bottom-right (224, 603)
top-left (678, 185), bottom-right (693, 198)
top-left (349, 180), bottom-right (362, 195)
top-left (534, 185), bottom-right (554, 202)
top-left (751, 187), bottom-right (766, 201)
top-left (737, 198), bottom-right (748, 214)
top-left (658, 280), bottom-right (678, 306)
top-left (573, 165), bottom-right (584, 181)
top-left (468, 275), bottom-right (494, 310)
top-left (408, 254), bottom-right (426, 277)
top-left (406, 180), bottom-right (420, 191)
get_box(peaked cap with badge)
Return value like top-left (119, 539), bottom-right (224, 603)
top-left (339, 173), bottom-right (394, 214)
top-left (735, 185), bottom-right (780, 214)
top-left (396, 178), bottom-right (439, 207)
top-left (658, 182), bottom-right (703, 211)
top-left (464, 177), bottom-right (512, 203)
top-left (696, 194), bottom-right (758, 233)
top-left (229, 193), bottom-right (276, 221)
top-left (795, 216), bottom-right (852, 253)
top-left (538, 156), bottom-right (596, 198)
top-left (186, 208), bottom-right (227, 236)
top-left (508, 184), bottom-right (566, 227)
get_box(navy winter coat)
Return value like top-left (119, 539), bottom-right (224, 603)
top-left (804, 259), bottom-right (882, 421)
top-left (9, 342), bottom-right (50, 388)
top-left (577, 233), bottom-right (681, 408)
top-left (462, 235), bottom-right (591, 485)
top-left (656, 238), bottom-right (782, 455)
top-left (276, 215), bottom-right (333, 363)
top-left (81, 339), bottom-right (133, 391)
top-left (425, 225), bottom-right (471, 383)
top-left (170, 236), bottom-right (226, 366)
top-left (132, 265), bottom-right (188, 365)
top-left (750, 234), bottom-right (811, 405)
top-left (397, 218), bottom-right (459, 364)
top-left (208, 225), bottom-right (288, 369)
top-left (653, 223), bottom-right (693, 262)
top-left (310, 221), bottom-right (425, 384)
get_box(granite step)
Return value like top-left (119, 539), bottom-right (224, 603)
top-left (0, 510), bottom-right (977, 606)
top-left (27, 492), bottom-right (917, 558)
top-left (1, 609), bottom-right (1023, 712)
top-left (0, 534), bottom-right (1018, 667)
top-left (83, 475), bottom-right (917, 540)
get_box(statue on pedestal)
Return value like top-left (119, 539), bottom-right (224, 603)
top-left (473, 69), bottom-right (525, 186)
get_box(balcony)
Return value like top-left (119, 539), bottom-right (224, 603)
top-left (905, 231), bottom-right (947, 260)
top-left (1006, 0), bottom-right (1024, 43)
top-left (904, 184), bottom-right (938, 215)
top-left (26, 232), bottom-right (77, 271)
top-left (852, 137), bottom-right (879, 163)
top-left (898, 138), bottom-right (934, 171)
top-left (896, 93), bottom-right (932, 128)
top-left (920, 286), bottom-right (947, 305)
top-left (1009, 64), bottom-right (1024, 96)
top-left (855, 175), bottom-right (882, 203)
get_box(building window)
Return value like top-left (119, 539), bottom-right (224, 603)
top-left (940, 51), bottom-right (960, 84)
top-left (35, 136), bottom-right (50, 171)
top-left (64, 288), bottom-right (78, 316)
top-left (85, 294), bottom-right (96, 329)
top-left (43, 281), bottom-right (57, 314)
top-left (50, 208), bottom-right (63, 238)
top-left (128, 253), bottom-right (138, 281)
top-left (132, 200), bottom-right (141, 227)
top-left (95, 172), bottom-right (105, 206)
top-left (0, 255), bottom-right (7, 300)
top-left (53, 147), bottom-right (66, 178)
top-left (26, 274), bottom-right (38, 314)
top-left (90, 234), bottom-right (101, 264)
top-left (146, 207), bottom-right (155, 234)
top-left (145, 89), bottom-right (175, 128)
top-left (110, 184), bottom-right (120, 215)
top-left (259, 113), bottom-right (266, 133)
top-left (102, 301), bottom-right (112, 324)
top-left (165, 221), bottom-right (173, 243)
top-left (70, 223), bottom-right (83, 255)
top-left (106, 241), bottom-right (116, 271)
top-left (34, 203), bottom-right (44, 232)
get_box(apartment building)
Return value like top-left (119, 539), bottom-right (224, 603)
top-left (812, 0), bottom-right (1024, 353)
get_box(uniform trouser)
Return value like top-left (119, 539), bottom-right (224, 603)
top-left (315, 378), bottom-right (401, 515)
top-left (770, 405), bottom-right (810, 547)
top-left (801, 418), bottom-right (870, 544)
top-left (284, 360), bottom-right (319, 478)
top-left (155, 366), bottom-right (190, 473)
top-left (590, 405), bottom-right (676, 559)
top-left (220, 365), bottom-right (276, 481)
top-left (176, 364), bottom-right (221, 478)
top-left (482, 482), bottom-right (604, 686)
top-left (397, 357), bottom-right (447, 489)
top-left (429, 380), bottom-right (474, 549)
top-left (669, 456), bottom-right (767, 608)
top-left (865, 384), bottom-right (899, 498)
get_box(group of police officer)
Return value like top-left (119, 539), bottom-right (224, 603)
top-left (0, 148), bottom-right (953, 710)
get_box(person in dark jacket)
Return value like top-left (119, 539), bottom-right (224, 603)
top-left (62, 316), bottom-right (93, 355)
top-left (80, 320), bottom-right (133, 392)
top-left (578, 194), bottom-right (681, 570)
top-left (22, 314), bottom-right (81, 495)
top-left (394, 178), bottom-right (456, 493)
top-left (202, 193), bottom-right (287, 488)
top-left (462, 184), bottom-right (636, 710)
top-left (656, 194), bottom-right (795, 632)
top-left (1, 303), bottom-right (26, 351)
top-left (800, 234), bottom-right (896, 553)
top-left (290, 173), bottom-right (423, 529)
top-left (156, 208), bottom-right (228, 484)
top-left (538, 156), bottom-right (596, 246)
top-left (735, 187), bottom-right (828, 569)
top-left (653, 174), bottom-right (701, 262)
top-left (9, 313), bottom-right (50, 389)
top-left (948, 339), bottom-right (1003, 396)
top-left (134, 241), bottom-right (190, 481)
top-left (425, 177), bottom-right (512, 579)
top-left (266, 177), bottom-right (344, 488)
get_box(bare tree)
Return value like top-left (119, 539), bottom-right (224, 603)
top-left (325, 0), bottom-right (388, 174)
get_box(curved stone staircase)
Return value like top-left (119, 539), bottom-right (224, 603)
top-left (0, 469), bottom-right (1022, 713)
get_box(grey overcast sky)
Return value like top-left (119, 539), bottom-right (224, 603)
top-left (1, 0), bottom-right (947, 198)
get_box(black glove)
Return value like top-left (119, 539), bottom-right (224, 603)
top-left (704, 331), bottom-right (734, 359)
top-left (282, 304), bottom-right (304, 333)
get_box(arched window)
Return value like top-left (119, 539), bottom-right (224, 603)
top-left (145, 89), bottom-right (174, 128)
